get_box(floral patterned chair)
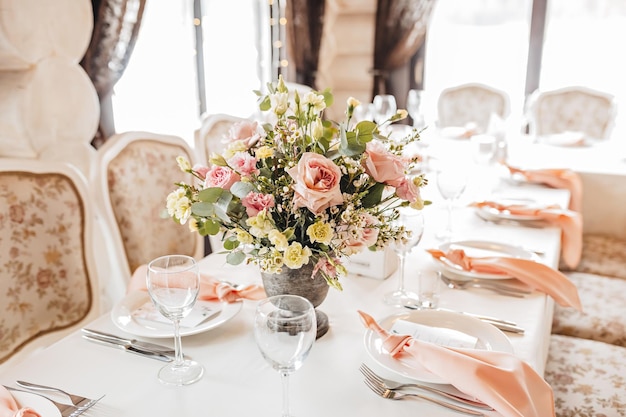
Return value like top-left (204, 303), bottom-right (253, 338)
top-left (436, 82), bottom-right (510, 133)
top-left (0, 158), bottom-right (100, 368)
top-left (526, 86), bottom-right (616, 140)
top-left (95, 131), bottom-right (205, 286)
top-left (545, 334), bottom-right (626, 416)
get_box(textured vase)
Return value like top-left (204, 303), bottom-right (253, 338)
top-left (260, 263), bottom-right (330, 339)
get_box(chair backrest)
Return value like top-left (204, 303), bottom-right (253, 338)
top-left (0, 158), bottom-right (100, 367)
top-left (96, 131), bottom-right (204, 282)
top-left (437, 83), bottom-right (510, 133)
top-left (526, 86), bottom-right (616, 139)
top-left (195, 113), bottom-right (249, 163)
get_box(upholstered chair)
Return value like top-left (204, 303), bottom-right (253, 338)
top-left (436, 82), bottom-right (510, 133)
top-left (545, 334), bottom-right (626, 416)
top-left (0, 158), bottom-right (100, 367)
top-left (526, 86), bottom-right (616, 140)
top-left (95, 131), bottom-right (204, 286)
top-left (194, 113), bottom-right (249, 163)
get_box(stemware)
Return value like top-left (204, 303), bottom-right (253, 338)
top-left (146, 254), bottom-right (204, 386)
top-left (384, 208), bottom-right (425, 307)
top-left (373, 94), bottom-right (397, 125)
top-left (406, 89), bottom-right (426, 130)
top-left (435, 168), bottom-right (468, 242)
top-left (254, 295), bottom-right (317, 417)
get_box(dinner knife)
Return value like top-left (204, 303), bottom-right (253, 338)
top-left (81, 328), bottom-right (175, 355)
top-left (404, 306), bottom-right (525, 334)
top-left (82, 334), bottom-right (173, 362)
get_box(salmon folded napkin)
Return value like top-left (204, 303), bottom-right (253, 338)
top-left (471, 200), bottom-right (583, 269)
top-left (128, 264), bottom-right (266, 302)
top-left (427, 248), bottom-right (582, 311)
top-left (504, 164), bottom-right (583, 212)
top-left (0, 386), bottom-right (40, 417)
top-left (357, 310), bottom-right (555, 417)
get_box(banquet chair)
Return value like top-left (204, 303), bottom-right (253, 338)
top-left (525, 86), bottom-right (616, 140)
top-left (436, 82), bottom-right (510, 133)
top-left (0, 158), bottom-right (100, 368)
top-left (96, 131), bottom-right (204, 286)
top-left (195, 113), bottom-right (249, 162)
top-left (545, 334), bottom-right (626, 416)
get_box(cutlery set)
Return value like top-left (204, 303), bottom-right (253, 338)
top-left (4, 384), bottom-right (103, 417)
top-left (81, 328), bottom-right (176, 362)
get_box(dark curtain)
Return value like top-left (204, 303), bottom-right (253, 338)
top-left (372, 0), bottom-right (436, 107)
top-left (285, 0), bottom-right (325, 88)
top-left (81, 0), bottom-right (146, 148)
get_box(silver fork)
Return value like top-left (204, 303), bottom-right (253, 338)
top-left (359, 364), bottom-right (492, 410)
top-left (4, 386), bottom-right (91, 417)
top-left (440, 275), bottom-right (530, 297)
top-left (363, 378), bottom-right (485, 416)
top-left (16, 380), bottom-right (103, 410)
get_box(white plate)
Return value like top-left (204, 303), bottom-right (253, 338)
top-left (475, 198), bottom-right (543, 222)
top-left (11, 390), bottom-right (61, 417)
top-left (364, 310), bottom-right (513, 384)
top-left (111, 291), bottom-right (242, 338)
top-left (434, 240), bottom-right (538, 280)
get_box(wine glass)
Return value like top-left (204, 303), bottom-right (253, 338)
top-left (435, 167), bottom-right (468, 242)
top-left (471, 134), bottom-right (498, 199)
top-left (146, 254), bottom-right (204, 386)
top-left (254, 295), bottom-right (316, 417)
top-left (373, 94), bottom-right (397, 125)
top-left (384, 208), bottom-right (425, 307)
top-left (406, 89), bottom-right (426, 130)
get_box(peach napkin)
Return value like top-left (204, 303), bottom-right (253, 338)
top-left (358, 310), bottom-right (555, 417)
top-left (427, 248), bottom-right (582, 311)
top-left (0, 386), bottom-right (40, 417)
top-left (505, 164), bottom-right (583, 212)
top-left (128, 264), bottom-right (266, 302)
top-left (471, 200), bottom-right (583, 269)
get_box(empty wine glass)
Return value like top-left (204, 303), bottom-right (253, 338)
top-left (147, 254), bottom-right (204, 386)
top-left (436, 167), bottom-right (468, 242)
top-left (384, 208), bottom-right (425, 307)
top-left (406, 89), bottom-right (426, 130)
top-left (373, 94), bottom-right (397, 125)
top-left (254, 295), bottom-right (316, 417)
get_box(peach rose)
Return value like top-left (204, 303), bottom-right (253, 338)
top-left (341, 213), bottom-right (380, 255)
top-left (396, 178), bottom-right (420, 204)
top-left (205, 165), bottom-right (240, 190)
top-left (242, 192), bottom-right (275, 216)
top-left (229, 152), bottom-right (259, 176)
top-left (287, 152), bottom-right (343, 215)
top-left (226, 120), bottom-right (262, 149)
top-left (364, 141), bottom-right (405, 186)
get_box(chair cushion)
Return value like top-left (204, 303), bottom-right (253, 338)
top-left (552, 272), bottom-right (626, 347)
top-left (545, 335), bottom-right (626, 416)
top-left (573, 234), bottom-right (626, 280)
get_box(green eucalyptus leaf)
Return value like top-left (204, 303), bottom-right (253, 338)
top-left (230, 181), bottom-right (256, 198)
top-left (354, 121), bottom-right (376, 143)
top-left (259, 95), bottom-right (271, 111)
top-left (341, 130), bottom-right (366, 156)
top-left (191, 201), bottom-right (215, 217)
top-left (226, 251), bottom-right (246, 265)
top-left (197, 187), bottom-right (224, 203)
top-left (201, 219), bottom-right (221, 235)
top-left (223, 238), bottom-right (240, 250)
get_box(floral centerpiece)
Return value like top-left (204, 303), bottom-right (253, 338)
top-left (167, 76), bottom-right (428, 290)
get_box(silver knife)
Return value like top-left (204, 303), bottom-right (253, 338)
top-left (82, 334), bottom-right (173, 362)
top-left (81, 329), bottom-right (175, 355)
top-left (404, 306), bottom-right (525, 334)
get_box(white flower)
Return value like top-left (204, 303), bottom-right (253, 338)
top-left (166, 188), bottom-right (191, 224)
top-left (302, 91), bottom-right (326, 113)
top-left (271, 92), bottom-right (289, 115)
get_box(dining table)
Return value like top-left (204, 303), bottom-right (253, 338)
top-left (0, 163), bottom-right (572, 417)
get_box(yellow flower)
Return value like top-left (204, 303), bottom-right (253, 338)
top-left (166, 188), bottom-right (191, 224)
top-left (347, 97), bottom-right (360, 108)
top-left (312, 118), bottom-right (324, 140)
top-left (268, 229), bottom-right (289, 250)
top-left (236, 228), bottom-right (254, 244)
top-left (188, 217), bottom-right (199, 232)
top-left (283, 242), bottom-right (312, 269)
top-left (307, 221), bottom-right (333, 244)
top-left (302, 91), bottom-right (326, 113)
top-left (256, 145), bottom-right (274, 159)
top-left (246, 210), bottom-right (274, 237)
top-left (176, 156), bottom-right (191, 171)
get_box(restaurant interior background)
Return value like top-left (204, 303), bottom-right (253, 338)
top-left (112, 0), bottom-right (626, 147)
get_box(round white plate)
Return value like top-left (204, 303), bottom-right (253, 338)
top-left (111, 291), bottom-right (242, 338)
top-left (475, 198), bottom-right (543, 222)
top-left (11, 390), bottom-right (61, 417)
top-left (434, 240), bottom-right (538, 280)
top-left (364, 310), bottom-right (513, 384)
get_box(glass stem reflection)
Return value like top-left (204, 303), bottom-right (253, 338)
top-left (281, 371), bottom-right (290, 417)
top-left (173, 319), bottom-right (184, 366)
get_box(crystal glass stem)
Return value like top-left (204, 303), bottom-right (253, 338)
top-left (281, 371), bottom-right (291, 417)
top-left (173, 318), bottom-right (184, 366)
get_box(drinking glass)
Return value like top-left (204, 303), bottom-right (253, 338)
top-left (406, 89), bottom-right (426, 130)
top-left (254, 295), bottom-right (316, 417)
top-left (373, 94), bottom-right (397, 125)
top-left (147, 254), bottom-right (204, 386)
top-left (436, 168), bottom-right (468, 242)
top-left (418, 269), bottom-right (441, 309)
top-left (384, 208), bottom-right (425, 307)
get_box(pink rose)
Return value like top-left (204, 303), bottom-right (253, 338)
top-left (229, 152), bottom-right (259, 176)
top-left (204, 165), bottom-right (240, 190)
top-left (364, 141), bottom-right (405, 186)
top-left (226, 120), bottom-right (262, 148)
top-left (313, 257), bottom-right (342, 278)
top-left (396, 178), bottom-right (420, 204)
top-left (241, 192), bottom-right (275, 216)
top-left (341, 213), bottom-right (379, 254)
top-left (192, 164), bottom-right (210, 180)
top-left (287, 152), bottom-right (344, 215)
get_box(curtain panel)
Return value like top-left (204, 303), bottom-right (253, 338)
top-left (81, 0), bottom-right (146, 147)
top-left (285, 0), bottom-right (325, 88)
